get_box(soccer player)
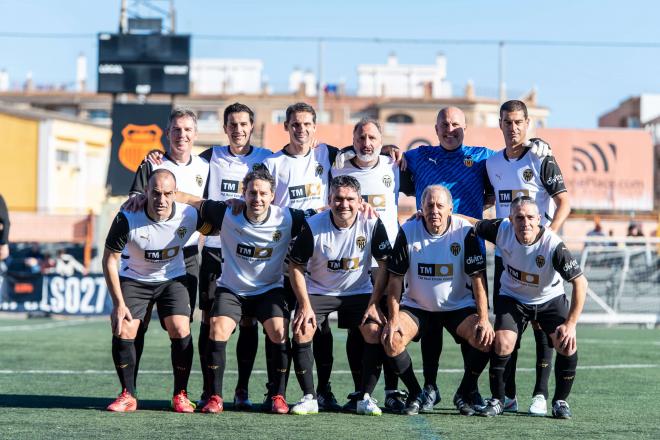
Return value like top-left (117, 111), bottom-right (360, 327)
top-left (472, 196), bottom-right (587, 419)
top-left (127, 108), bottom-right (209, 392)
top-left (0, 194), bottom-right (10, 261)
top-left (197, 103), bottom-right (272, 409)
top-left (487, 99), bottom-right (571, 415)
top-left (179, 168), bottom-right (305, 414)
top-left (332, 118), bottom-right (407, 412)
top-left (288, 175), bottom-right (392, 416)
top-left (400, 106), bottom-right (550, 411)
top-left (103, 169), bottom-right (214, 413)
top-left (382, 185), bottom-right (494, 416)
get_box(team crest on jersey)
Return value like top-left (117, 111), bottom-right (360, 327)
top-left (356, 236), bottom-right (367, 250)
top-left (315, 163), bottom-right (324, 177)
top-left (176, 227), bottom-right (187, 239)
top-left (382, 175), bottom-right (393, 188)
top-left (195, 174), bottom-right (203, 187)
top-left (463, 155), bottom-right (474, 167)
top-left (535, 255), bottom-right (546, 268)
top-left (522, 168), bottom-right (534, 182)
top-left (450, 242), bottom-right (461, 256)
top-left (272, 230), bottom-right (282, 242)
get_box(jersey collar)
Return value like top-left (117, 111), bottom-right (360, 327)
top-left (243, 205), bottom-right (271, 225)
top-left (329, 211), bottom-right (357, 231)
top-left (164, 152), bottom-right (193, 166)
top-left (227, 145), bottom-right (254, 157)
top-left (422, 215), bottom-right (452, 237)
top-left (144, 202), bottom-right (177, 223)
top-left (503, 146), bottom-right (531, 162)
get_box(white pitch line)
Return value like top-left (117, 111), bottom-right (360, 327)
top-left (579, 338), bottom-right (660, 345)
top-left (0, 320), bottom-right (91, 332)
top-left (0, 364), bottom-right (656, 375)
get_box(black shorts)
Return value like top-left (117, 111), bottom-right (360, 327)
top-left (183, 246), bottom-right (200, 319)
top-left (401, 305), bottom-right (476, 344)
top-left (282, 276), bottom-right (297, 314)
top-left (495, 294), bottom-right (569, 341)
top-left (120, 276), bottom-right (191, 321)
top-left (493, 255), bottom-right (504, 313)
top-left (199, 246), bottom-right (222, 311)
top-left (306, 294), bottom-right (370, 329)
top-left (211, 287), bottom-right (289, 323)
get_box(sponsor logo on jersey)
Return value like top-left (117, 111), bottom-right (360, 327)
top-left (466, 254), bottom-right (484, 265)
top-left (535, 255), bottom-right (546, 268)
top-left (463, 155), bottom-right (474, 167)
top-left (356, 236), bottom-right (367, 250)
top-left (236, 243), bottom-right (273, 259)
top-left (272, 230), bottom-right (282, 242)
top-left (382, 175), bottom-right (393, 188)
top-left (522, 168), bottom-right (534, 182)
top-left (506, 264), bottom-right (539, 285)
top-left (176, 226), bottom-right (187, 239)
top-left (378, 241), bottom-right (390, 250)
top-left (450, 242), bottom-right (461, 256)
top-left (417, 263), bottom-right (454, 278)
top-left (546, 174), bottom-right (564, 186)
top-left (315, 163), bottom-right (324, 177)
top-left (362, 194), bottom-right (386, 208)
top-left (563, 259), bottom-right (579, 273)
top-left (288, 183), bottom-right (322, 200)
top-left (498, 189), bottom-right (530, 204)
top-left (221, 179), bottom-right (242, 194)
top-left (327, 257), bottom-right (360, 271)
top-left (144, 246), bottom-right (180, 262)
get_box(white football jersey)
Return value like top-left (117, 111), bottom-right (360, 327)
top-left (202, 145), bottom-right (273, 248)
top-left (332, 156), bottom-right (400, 244)
top-left (389, 216), bottom-right (486, 312)
top-left (106, 202), bottom-right (203, 283)
top-left (475, 218), bottom-right (583, 305)
top-left (263, 144), bottom-right (335, 211)
top-left (289, 210), bottom-right (392, 296)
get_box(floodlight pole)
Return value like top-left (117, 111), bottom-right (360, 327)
top-left (498, 41), bottom-right (506, 103)
top-left (317, 39), bottom-right (325, 119)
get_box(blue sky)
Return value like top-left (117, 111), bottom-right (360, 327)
top-left (1, 0), bottom-right (659, 128)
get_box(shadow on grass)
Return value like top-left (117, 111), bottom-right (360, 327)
top-left (0, 395), bottom-right (259, 412)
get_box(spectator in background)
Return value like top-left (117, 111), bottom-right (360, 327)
top-left (0, 194), bottom-right (9, 261)
top-left (54, 249), bottom-right (87, 276)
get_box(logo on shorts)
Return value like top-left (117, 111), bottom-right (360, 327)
top-left (327, 257), bottom-right (360, 271)
top-left (272, 230), bottom-right (282, 242)
top-left (195, 174), bottom-right (203, 187)
top-left (450, 242), bottom-right (461, 256)
top-left (463, 155), bottom-right (474, 167)
top-left (382, 175), bottom-right (393, 188)
top-left (176, 226), bottom-right (187, 239)
top-left (315, 163), bottom-right (324, 177)
top-left (417, 263), bottom-right (453, 278)
top-left (535, 255), bottom-right (546, 268)
top-left (356, 236), bottom-right (367, 250)
top-left (522, 168), bottom-right (534, 182)
top-left (236, 244), bottom-right (273, 259)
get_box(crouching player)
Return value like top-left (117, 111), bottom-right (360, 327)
top-left (382, 184), bottom-right (494, 415)
top-left (183, 168), bottom-right (306, 414)
top-left (473, 196), bottom-right (587, 419)
top-left (104, 169), bottom-right (214, 412)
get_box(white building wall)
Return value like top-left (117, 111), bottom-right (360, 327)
top-left (191, 59), bottom-right (263, 95)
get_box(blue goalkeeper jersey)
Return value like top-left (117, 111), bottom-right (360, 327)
top-left (402, 145), bottom-right (495, 219)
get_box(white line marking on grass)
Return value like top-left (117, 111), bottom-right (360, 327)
top-left (0, 364), bottom-right (657, 375)
top-left (0, 320), bottom-right (90, 332)
top-left (580, 338), bottom-right (660, 345)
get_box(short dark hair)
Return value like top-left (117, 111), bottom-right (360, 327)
top-left (285, 102), bottom-right (316, 124)
top-left (353, 117), bottom-right (382, 135)
top-left (329, 175), bottom-right (361, 197)
top-left (242, 166), bottom-right (275, 193)
top-left (500, 100), bottom-right (528, 119)
top-left (223, 102), bottom-right (255, 126)
top-left (148, 168), bottom-right (177, 188)
top-left (510, 195), bottom-right (537, 215)
top-left (167, 108), bottom-right (197, 131)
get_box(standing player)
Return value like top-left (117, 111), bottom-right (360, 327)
top-left (104, 170), bottom-right (213, 412)
top-left (288, 176), bottom-right (392, 416)
top-left (332, 118), bottom-right (407, 412)
top-left (197, 103), bottom-right (273, 409)
top-left (0, 194), bottom-right (10, 261)
top-left (487, 99), bottom-right (570, 415)
top-left (400, 106), bottom-right (550, 410)
top-left (179, 168), bottom-right (305, 414)
top-left (473, 196), bottom-right (587, 419)
top-left (128, 108), bottom-right (209, 392)
top-left (382, 185), bottom-right (493, 416)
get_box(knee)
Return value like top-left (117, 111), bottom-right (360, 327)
top-left (167, 325), bottom-right (190, 339)
top-left (360, 323), bottom-right (381, 344)
top-left (293, 328), bottom-right (314, 344)
top-left (267, 327), bottom-right (287, 344)
top-left (383, 336), bottom-right (405, 358)
top-left (494, 335), bottom-right (515, 356)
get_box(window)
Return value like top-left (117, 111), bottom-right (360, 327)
top-left (386, 113), bottom-right (413, 124)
